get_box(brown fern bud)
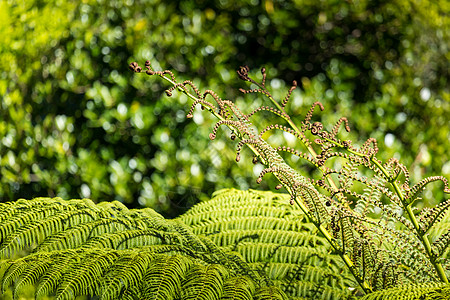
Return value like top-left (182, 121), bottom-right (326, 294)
top-left (256, 177), bottom-right (263, 184)
top-left (129, 62), bottom-right (138, 71)
top-left (275, 184), bottom-right (282, 190)
top-left (261, 67), bottom-right (267, 86)
top-left (236, 154), bottom-right (241, 162)
top-left (311, 122), bottom-right (323, 135)
top-left (317, 179), bottom-right (325, 186)
top-left (165, 90), bottom-right (172, 97)
top-left (135, 66), bottom-right (142, 73)
top-left (303, 102), bottom-right (325, 124)
top-left (230, 134), bottom-right (236, 140)
top-left (186, 113), bottom-right (193, 118)
top-left (342, 140), bottom-right (351, 147)
top-left (252, 156), bottom-right (259, 164)
top-left (316, 102), bottom-right (325, 111)
top-left (209, 133), bottom-right (216, 140)
top-left (282, 81), bottom-right (297, 108)
top-left (237, 65), bottom-right (251, 81)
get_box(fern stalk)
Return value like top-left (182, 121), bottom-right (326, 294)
top-left (248, 79), bottom-right (350, 209)
top-left (375, 160), bottom-right (449, 284)
top-left (322, 132), bottom-right (449, 284)
top-left (140, 64), bottom-right (374, 294)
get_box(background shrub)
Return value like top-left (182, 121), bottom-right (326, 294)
top-left (0, 0), bottom-right (448, 217)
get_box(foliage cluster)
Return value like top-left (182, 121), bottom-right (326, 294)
top-left (0, 189), bottom-right (355, 299)
top-left (0, 58), bottom-right (449, 299)
top-left (0, 0), bottom-right (448, 216)
top-left (128, 59), bottom-right (450, 297)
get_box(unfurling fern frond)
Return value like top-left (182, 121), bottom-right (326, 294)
top-left (419, 199), bottom-right (450, 235)
top-left (130, 60), bottom-right (450, 297)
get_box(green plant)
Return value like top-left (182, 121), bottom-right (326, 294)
top-left (127, 61), bottom-right (449, 296)
top-left (0, 60), bottom-right (448, 300)
top-left (2, 0), bottom-right (448, 215)
top-left (0, 189), bottom-right (357, 299)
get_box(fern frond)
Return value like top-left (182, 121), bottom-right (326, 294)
top-left (359, 282), bottom-right (450, 300)
top-left (221, 276), bottom-right (255, 300)
top-left (179, 264), bottom-right (229, 300)
top-left (405, 176), bottom-right (450, 205)
top-left (1, 247), bottom-right (277, 300)
top-left (419, 200), bottom-right (450, 235)
top-left (96, 250), bottom-right (154, 300)
top-left (141, 255), bottom-right (191, 300)
top-left (179, 189), bottom-right (357, 299)
top-left (253, 286), bottom-right (288, 300)
top-left (1, 191), bottom-right (308, 299)
top-left (56, 248), bottom-right (120, 299)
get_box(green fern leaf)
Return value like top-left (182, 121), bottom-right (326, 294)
top-left (359, 282), bottom-right (450, 300)
top-left (141, 254), bottom-right (191, 300)
top-left (179, 264), bottom-right (229, 300)
top-left (221, 276), bottom-right (256, 300)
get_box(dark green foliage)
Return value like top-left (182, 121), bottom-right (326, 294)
top-left (0, 0), bottom-right (448, 216)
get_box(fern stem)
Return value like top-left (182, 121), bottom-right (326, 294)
top-left (151, 69), bottom-right (373, 294)
top-left (314, 134), bottom-right (449, 283)
top-left (253, 82), bottom-right (349, 207)
top-left (372, 159), bottom-right (449, 284)
top-left (316, 223), bottom-right (373, 293)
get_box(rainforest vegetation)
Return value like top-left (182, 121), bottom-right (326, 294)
top-left (0, 0), bottom-right (449, 299)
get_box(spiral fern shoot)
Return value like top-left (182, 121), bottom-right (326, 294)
top-left (129, 60), bottom-right (450, 296)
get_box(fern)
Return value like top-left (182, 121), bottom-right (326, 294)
top-left (359, 282), bottom-right (450, 300)
top-left (0, 189), bottom-right (357, 299)
top-left (178, 189), bottom-right (356, 299)
top-left (0, 59), bottom-right (448, 299)
top-left (128, 60), bottom-right (449, 298)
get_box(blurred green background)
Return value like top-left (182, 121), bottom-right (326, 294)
top-left (0, 0), bottom-right (448, 217)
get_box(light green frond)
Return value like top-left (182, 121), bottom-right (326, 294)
top-left (179, 189), bottom-right (357, 299)
top-left (230, 243), bottom-right (328, 266)
top-left (96, 251), bottom-right (153, 299)
top-left (3, 247), bottom-right (281, 300)
top-left (0, 191), bottom-right (294, 300)
top-left (36, 218), bottom-right (131, 252)
top-left (253, 286), bottom-right (288, 300)
top-left (140, 254), bottom-right (192, 300)
top-left (180, 264), bottom-right (229, 300)
top-left (221, 276), bottom-right (256, 300)
top-left (56, 249), bottom-right (120, 300)
top-left (359, 282), bottom-right (450, 300)
top-left (273, 280), bottom-right (351, 300)
top-left (205, 229), bottom-right (324, 249)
